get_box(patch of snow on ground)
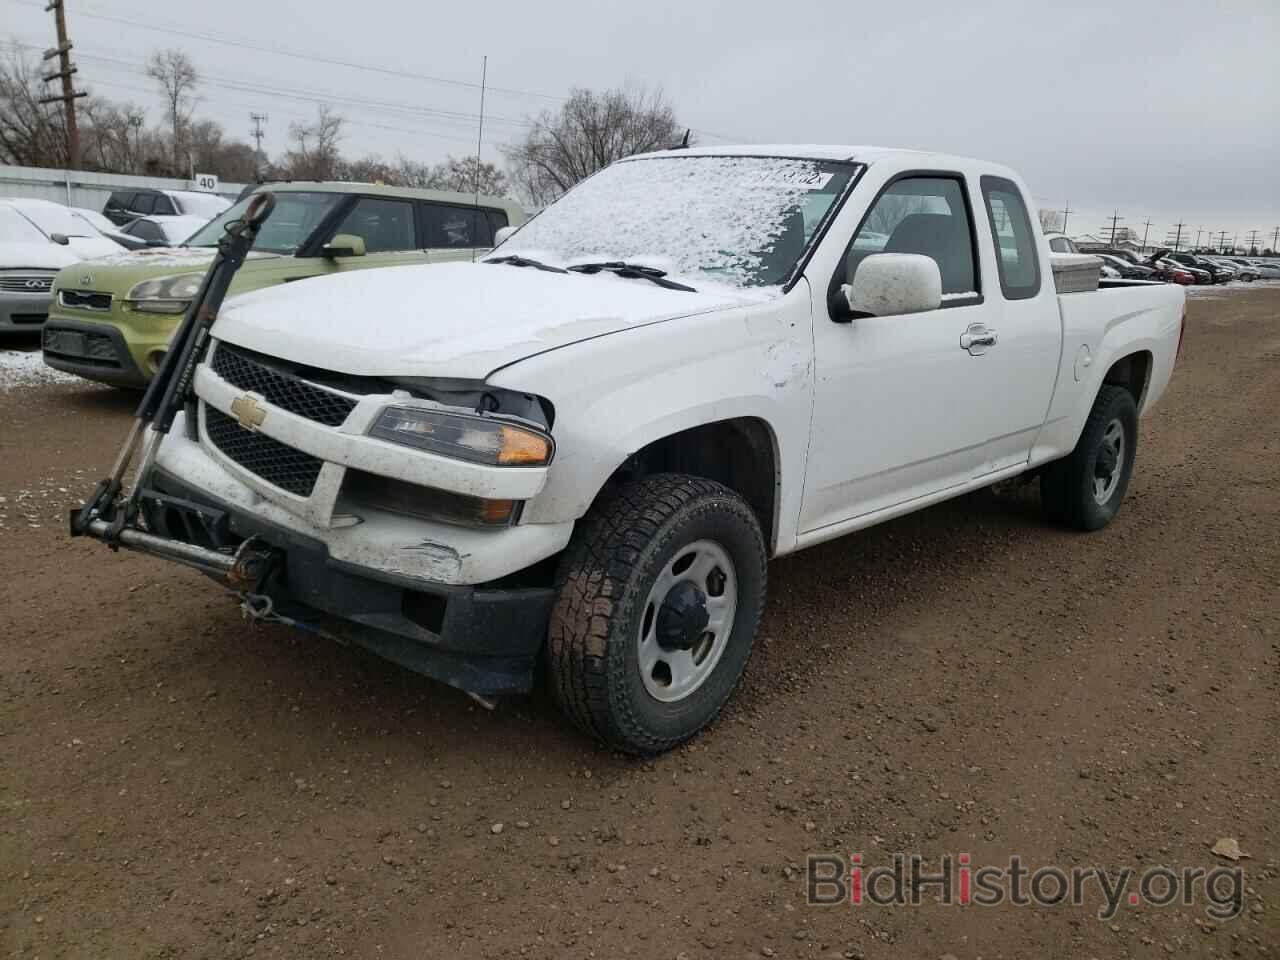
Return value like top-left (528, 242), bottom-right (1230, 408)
top-left (0, 347), bottom-right (81, 389)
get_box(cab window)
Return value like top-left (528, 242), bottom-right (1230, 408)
top-left (333, 197), bottom-right (417, 253)
top-left (131, 194), bottom-right (155, 215)
top-left (846, 175), bottom-right (978, 298)
top-left (981, 176), bottom-right (1041, 300)
top-left (422, 204), bottom-right (495, 249)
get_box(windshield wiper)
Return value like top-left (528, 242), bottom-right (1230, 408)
top-left (485, 254), bottom-right (567, 274)
top-left (566, 261), bottom-right (697, 292)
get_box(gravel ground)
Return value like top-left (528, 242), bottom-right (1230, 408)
top-left (1, 285), bottom-right (1277, 959)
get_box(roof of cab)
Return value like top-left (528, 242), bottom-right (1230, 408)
top-left (631, 144), bottom-right (1016, 177)
top-left (245, 179), bottom-right (522, 213)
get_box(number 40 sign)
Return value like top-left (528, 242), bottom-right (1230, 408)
top-left (192, 173), bottom-right (219, 192)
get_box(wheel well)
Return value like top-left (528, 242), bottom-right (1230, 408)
top-left (1103, 350), bottom-right (1152, 409)
top-left (607, 418), bottom-right (779, 551)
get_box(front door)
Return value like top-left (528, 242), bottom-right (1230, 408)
top-left (799, 173), bottom-right (999, 533)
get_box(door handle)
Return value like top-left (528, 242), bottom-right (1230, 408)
top-left (960, 324), bottom-right (998, 355)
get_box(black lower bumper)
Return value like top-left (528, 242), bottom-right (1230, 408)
top-left (42, 318), bottom-right (148, 388)
top-left (144, 469), bottom-right (555, 695)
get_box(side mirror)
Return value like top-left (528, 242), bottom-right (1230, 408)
top-left (50, 232), bottom-right (71, 246)
top-left (841, 253), bottom-right (942, 319)
top-left (323, 234), bottom-right (366, 258)
top-left (493, 225), bottom-right (516, 246)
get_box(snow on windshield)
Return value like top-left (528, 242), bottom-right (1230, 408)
top-left (0, 207), bottom-right (48, 245)
top-left (501, 155), bottom-right (859, 289)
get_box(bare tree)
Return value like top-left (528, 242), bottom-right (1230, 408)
top-left (503, 86), bottom-right (681, 205)
top-left (1038, 208), bottom-right (1064, 233)
top-left (146, 49), bottom-right (199, 174)
top-left (283, 104), bottom-right (344, 179)
top-left (424, 155), bottom-right (508, 195)
top-left (0, 49), bottom-right (66, 167)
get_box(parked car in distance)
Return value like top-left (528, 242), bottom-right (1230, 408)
top-left (1, 202), bottom-right (99, 333)
top-left (1151, 251), bottom-right (1216, 284)
top-left (1044, 232), bottom-right (1080, 254)
top-left (1098, 253), bottom-right (1158, 280)
top-left (1203, 256), bottom-right (1257, 281)
top-left (1078, 245), bottom-right (1146, 265)
top-left (102, 188), bottom-right (231, 227)
top-left (1240, 258), bottom-right (1280, 279)
top-left (99, 145), bottom-right (1185, 754)
top-left (45, 181), bottom-right (525, 386)
top-left (119, 214), bottom-right (209, 248)
top-left (68, 207), bottom-right (145, 250)
top-left (1, 198), bottom-right (123, 261)
top-left (1152, 262), bottom-right (1196, 285)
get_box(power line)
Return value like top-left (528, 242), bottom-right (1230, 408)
top-left (1101, 210), bottom-right (1125, 246)
top-left (249, 111), bottom-right (267, 179)
top-left (1165, 222), bottom-right (1187, 252)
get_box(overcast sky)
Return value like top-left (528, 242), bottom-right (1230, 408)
top-left (8, 0), bottom-right (1279, 247)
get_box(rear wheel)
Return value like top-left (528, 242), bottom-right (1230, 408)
top-left (547, 474), bottom-right (766, 755)
top-left (1040, 385), bottom-right (1138, 531)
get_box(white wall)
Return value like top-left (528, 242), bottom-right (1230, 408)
top-left (0, 164), bottom-right (246, 212)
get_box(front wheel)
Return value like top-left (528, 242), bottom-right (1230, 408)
top-left (1040, 385), bottom-right (1138, 531)
top-left (546, 474), bottom-right (767, 755)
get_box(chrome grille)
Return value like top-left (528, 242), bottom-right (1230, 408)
top-left (0, 273), bottom-right (55, 294)
top-left (59, 289), bottom-right (113, 311)
top-left (211, 343), bottom-right (357, 427)
top-left (204, 405), bottom-right (324, 497)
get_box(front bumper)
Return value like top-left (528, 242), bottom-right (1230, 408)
top-left (0, 290), bottom-right (53, 332)
top-left (42, 317), bottom-right (149, 386)
top-left (141, 467), bottom-right (557, 695)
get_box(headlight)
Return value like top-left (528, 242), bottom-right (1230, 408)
top-left (370, 406), bottom-right (553, 466)
top-left (125, 273), bottom-right (203, 314)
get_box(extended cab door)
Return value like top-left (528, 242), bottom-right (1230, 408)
top-left (969, 176), bottom-right (1061, 477)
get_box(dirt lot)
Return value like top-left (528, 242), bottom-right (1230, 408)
top-left (2, 285), bottom-right (1278, 960)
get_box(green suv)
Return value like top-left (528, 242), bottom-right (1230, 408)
top-left (42, 182), bottom-right (524, 386)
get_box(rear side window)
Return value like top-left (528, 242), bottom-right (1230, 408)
top-left (153, 194), bottom-right (176, 216)
top-left (126, 219), bottom-right (164, 243)
top-left (334, 197), bottom-right (417, 253)
top-left (422, 204), bottom-right (496, 249)
top-left (846, 175), bottom-right (978, 297)
top-left (131, 193), bottom-right (155, 215)
top-left (981, 176), bottom-right (1040, 300)
top-left (1049, 237), bottom-right (1073, 253)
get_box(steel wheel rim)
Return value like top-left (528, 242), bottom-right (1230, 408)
top-left (1093, 418), bottom-right (1125, 505)
top-left (637, 539), bottom-right (738, 703)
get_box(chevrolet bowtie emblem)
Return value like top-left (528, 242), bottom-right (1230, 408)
top-left (230, 394), bottom-right (267, 431)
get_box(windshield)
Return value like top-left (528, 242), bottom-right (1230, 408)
top-left (0, 206), bottom-right (49, 244)
top-left (185, 191), bottom-right (342, 254)
top-left (14, 202), bottom-right (94, 238)
top-left (499, 155), bottom-right (860, 288)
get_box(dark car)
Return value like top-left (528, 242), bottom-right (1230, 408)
top-left (1098, 253), bottom-right (1158, 280)
top-left (101, 188), bottom-right (230, 227)
top-left (1154, 251), bottom-right (1225, 284)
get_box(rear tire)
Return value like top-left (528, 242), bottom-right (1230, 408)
top-left (547, 474), bottom-right (766, 755)
top-left (1040, 385), bottom-right (1138, 531)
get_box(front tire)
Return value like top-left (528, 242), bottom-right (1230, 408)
top-left (547, 474), bottom-right (767, 755)
top-left (1040, 385), bottom-right (1138, 531)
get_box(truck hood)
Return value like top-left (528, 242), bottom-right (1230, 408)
top-left (212, 261), bottom-right (759, 380)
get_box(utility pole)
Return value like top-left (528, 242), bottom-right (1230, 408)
top-left (1216, 230), bottom-right (1229, 252)
top-left (1270, 226), bottom-right (1279, 254)
top-left (249, 112), bottom-right (268, 181)
top-left (1166, 222), bottom-right (1186, 252)
top-left (1102, 210), bottom-right (1125, 246)
top-left (1245, 229), bottom-right (1259, 254)
top-left (1140, 217), bottom-right (1152, 253)
top-left (1060, 200), bottom-right (1072, 235)
top-left (39, 0), bottom-right (86, 170)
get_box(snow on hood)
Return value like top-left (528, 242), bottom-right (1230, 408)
top-left (0, 241), bottom-right (83, 271)
top-left (64, 236), bottom-right (125, 260)
top-left (213, 261), bottom-right (760, 380)
top-left (89, 246), bottom-right (277, 270)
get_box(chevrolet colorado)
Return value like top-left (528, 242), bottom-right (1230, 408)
top-left (75, 146), bottom-right (1185, 754)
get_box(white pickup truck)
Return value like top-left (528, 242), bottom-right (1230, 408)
top-left (124, 146), bottom-right (1184, 754)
